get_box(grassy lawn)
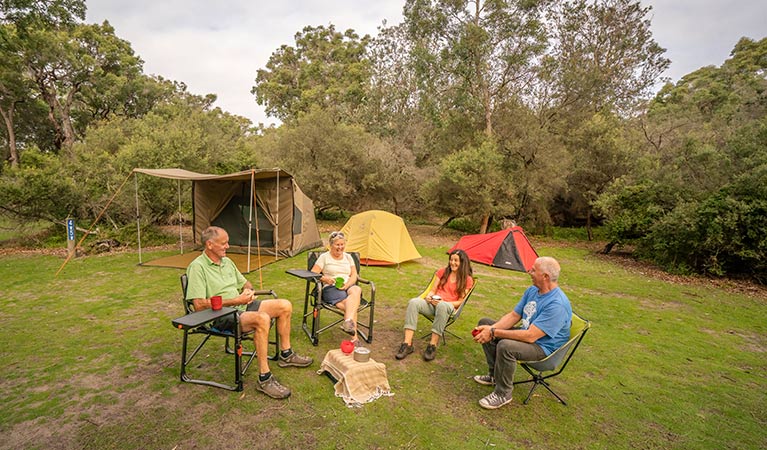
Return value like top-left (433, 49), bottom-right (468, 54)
top-left (0, 226), bottom-right (765, 449)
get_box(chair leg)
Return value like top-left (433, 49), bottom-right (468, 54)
top-left (537, 379), bottom-right (567, 405)
top-left (519, 375), bottom-right (567, 406)
top-left (180, 332), bottom-right (241, 391)
top-left (356, 310), bottom-right (374, 343)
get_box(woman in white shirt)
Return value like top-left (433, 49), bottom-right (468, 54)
top-left (310, 231), bottom-right (362, 341)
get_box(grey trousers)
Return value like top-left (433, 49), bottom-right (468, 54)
top-left (478, 317), bottom-right (546, 397)
top-left (404, 297), bottom-right (455, 337)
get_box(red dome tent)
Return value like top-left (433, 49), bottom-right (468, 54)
top-left (448, 226), bottom-right (538, 273)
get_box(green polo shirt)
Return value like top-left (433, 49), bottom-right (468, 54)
top-left (185, 252), bottom-right (248, 311)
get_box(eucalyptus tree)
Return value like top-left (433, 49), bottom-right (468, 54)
top-left (597, 37), bottom-right (767, 279)
top-left (252, 24), bottom-right (371, 124)
top-left (399, 0), bottom-right (551, 231)
top-left (1, 0), bottom-right (86, 166)
top-left (541, 0), bottom-right (669, 237)
top-left (0, 0), bottom-right (85, 29)
top-left (21, 20), bottom-right (143, 150)
top-left (0, 23), bottom-right (28, 167)
top-left (257, 106), bottom-right (419, 214)
top-left (403, 0), bottom-right (549, 138)
top-left (544, 0), bottom-right (668, 118)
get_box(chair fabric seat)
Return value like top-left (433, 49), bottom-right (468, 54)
top-left (418, 274), bottom-right (478, 344)
top-left (295, 251), bottom-right (376, 346)
top-left (512, 311), bottom-right (590, 405)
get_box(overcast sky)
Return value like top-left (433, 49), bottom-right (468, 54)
top-left (85, 0), bottom-right (767, 126)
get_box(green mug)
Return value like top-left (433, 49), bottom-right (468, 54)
top-left (335, 277), bottom-right (344, 288)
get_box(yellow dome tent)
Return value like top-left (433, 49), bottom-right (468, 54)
top-left (340, 210), bottom-right (422, 265)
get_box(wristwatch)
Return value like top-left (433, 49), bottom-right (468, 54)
top-left (490, 327), bottom-right (496, 340)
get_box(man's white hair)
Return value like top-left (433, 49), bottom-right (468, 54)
top-left (536, 256), bottom-right (561, 282)
top-left (201, 226), bottom-right (224, 245)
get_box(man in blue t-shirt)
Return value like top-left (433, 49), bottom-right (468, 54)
top-left (471, 256), bottom-right (572, 410)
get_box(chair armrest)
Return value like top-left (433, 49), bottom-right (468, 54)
top-left (253, 289), bottom-right (278, 299)
top-left (172, 307), bottom-right (237, 330)
top-left (286, 269), bottom-right (322, 280)
top-left (357, 278), bottom-right (376, 300)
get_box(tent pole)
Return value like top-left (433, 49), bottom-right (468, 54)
top-left (275, 171), bottom-right (280, 258)
top-left (136, 173), bottom-right (142, 264)
top-left (247, 171), bottom-right (253, 274)
top-left (252, 173), bottom-right (264, 288)
top-left (178, 179), bottom-right (183, 254)
top-left (55, 170), bottom-right (134, 277)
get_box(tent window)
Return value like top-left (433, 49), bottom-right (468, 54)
top-left (293, 205), bottom-right (302, 235)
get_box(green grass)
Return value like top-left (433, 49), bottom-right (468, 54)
top-left (0, 229), bottom-right (765, 449)
top-left (0, 217), bottom-right (51, 244)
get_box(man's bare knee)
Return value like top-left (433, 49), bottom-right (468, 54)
top-left (241, 311), bottom-right (270, 331)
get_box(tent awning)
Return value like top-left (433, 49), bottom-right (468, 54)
top-left (132, 168), bottom-right (293, 181)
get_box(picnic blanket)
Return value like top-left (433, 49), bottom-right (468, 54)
top-left (318, 349), bottom-right (393, 407)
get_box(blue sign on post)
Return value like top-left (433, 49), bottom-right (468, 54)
top-left (67, 218), bottom-right (75, 241)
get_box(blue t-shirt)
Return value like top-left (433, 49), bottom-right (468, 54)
top-left (513, 286), bottom-right (572, 355)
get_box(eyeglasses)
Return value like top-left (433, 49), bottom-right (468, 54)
top-left (329, 231), bottom-right (345, 240)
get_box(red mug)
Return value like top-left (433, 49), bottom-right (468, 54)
top-left (340, 340), bottom-right (355, 354)
top-left (210, 295), bottom-right (223, 311)
top-left (471, 328), bottom-right (481, 337)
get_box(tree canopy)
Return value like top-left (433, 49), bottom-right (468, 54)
top-left (1, 1), bottom-right (765, 281)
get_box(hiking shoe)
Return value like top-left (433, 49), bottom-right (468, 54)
top-left (479, 391), bottom-right (513, 410)
top-left (256, 375), bottom-right (291, 399)
top-left (473, 375), bottom-right (496, 386)
top-left (277, 351), bottom-right (313, 368)
top-left (423, 344), bottom-right (437, 361)
top-left (340, 319), bottom-right (356, 335)
top-left (395, 343), bottom-right (414, 360)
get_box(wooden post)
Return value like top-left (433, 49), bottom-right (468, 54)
top-left (66, 218), bottom-right (76, 255)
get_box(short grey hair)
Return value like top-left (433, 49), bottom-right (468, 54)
top-left (328, 231), bottom-right (346, 245)
top-left (536, 256), bottom-right (561, 282)
top-left (201, 226), bottom-right (224, 245)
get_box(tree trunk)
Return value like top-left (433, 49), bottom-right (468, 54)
top-left (479, 214), bottom-right (491, 234)
top-left (436, 216), bottom-right (456, 233)
top-left (586, 208), bottom-right (593, 241)
top-left (483, 87), bottom-right (493, 137)
top-left (0, 104), bottom-right (19, 168)
top-left (60, 86), bottom-right (78, 148)
top-left (41, 89), bottom-right (65, 150)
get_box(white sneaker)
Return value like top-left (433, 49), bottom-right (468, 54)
top-left (479, 391), bottom-right (513, 410)
top-left (473, 374), bottom-right (495, 386)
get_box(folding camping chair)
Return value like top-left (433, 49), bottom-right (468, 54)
top-left (417, 273), bottom-right (478, 344)
top-left (293, 251), bottom-right (376, 346)
top-left (173, 274), bottom-right (280, 391)
top-left (512, 311), bottom-right (591, 405)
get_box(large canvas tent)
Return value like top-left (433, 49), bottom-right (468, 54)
top-left (133, 168), bottom-right (322, 273)
top-left (448, 226), bottom-right (538, 273)
top-left (339, 210), bottom-right (422, 265)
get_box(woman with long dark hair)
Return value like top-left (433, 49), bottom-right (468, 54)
top-left (395, 249), bottom-right (474, 361)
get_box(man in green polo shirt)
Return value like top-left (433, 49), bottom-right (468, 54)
top-left (186, 226), bottom-right (312, 399)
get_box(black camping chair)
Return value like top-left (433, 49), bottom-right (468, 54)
top-left (418, 274), bottom-right (478, 344)
top-left (291, 251), bottom-right (375, 346)
top-left (512, 311), bottom-right (591, 405)
top-left (172, 274), bottom-right (280, 391)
